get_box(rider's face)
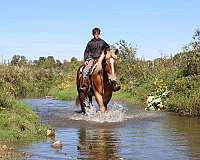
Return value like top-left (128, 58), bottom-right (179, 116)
top-left (93, 33), bottom-right (100, 39)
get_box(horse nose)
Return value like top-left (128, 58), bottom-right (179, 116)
top-left (109, 79), bottom-right (117, 84)
top-left (111, 80), bottom-right (117, 84)
top-left (112, 80), bottom-right (121, 91)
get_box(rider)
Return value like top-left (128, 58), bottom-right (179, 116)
top-left (80, 27), bottom-right (110, 92)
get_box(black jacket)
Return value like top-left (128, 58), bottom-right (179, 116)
top-left (84, 38), bottom-right (110, 61)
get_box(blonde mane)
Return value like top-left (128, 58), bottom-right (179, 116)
top-left (110, 51), bottom-right (118, 59)
top-left (93, 49), bottom-right (118, 73)
top-left (94, 51), bottom-right (105, 73)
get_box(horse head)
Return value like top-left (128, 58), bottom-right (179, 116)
top-left (104, 49), bottom-right (118, 83)
top-left (95, 49), bottom-right (120, 91)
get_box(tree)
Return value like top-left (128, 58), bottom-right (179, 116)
top-left (56, 59), bottom-right (62, 68)
top-left (11, 55), bottom-right (28, 66)
top-left (187, 29), bottom-right (200, 52)
top-left (46, 56), bottom-right (56, 71)
top-left (70, 57), bottom-right (79, 71)
top-left (19, 56), bottom-right (28, 66)
top-left (11, 55), bottom-right (20, 66)
top-left (115, 40), bottom-right (137, 61)
top-left (63, 60), bottom-right (71, 73)
top-left (114, 40), bottom-right (138, 90)
top-left (192, 29), bottom-right (200, 51)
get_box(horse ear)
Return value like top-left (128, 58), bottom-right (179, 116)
top-left (114, 49), bottom-right (119, 55)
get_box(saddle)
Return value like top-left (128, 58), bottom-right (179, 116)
top-left (79, 59), bottom-right (99, 95)
top-left (79, 59), bottom-right (98, 76)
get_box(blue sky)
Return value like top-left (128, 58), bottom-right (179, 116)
top-left (0, 0), bottom-right (199, 61)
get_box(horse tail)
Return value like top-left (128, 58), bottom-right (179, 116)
top-left (75, 65), bottom-right (82, 106)
top-left (75, 95), bottom-right (80, 106)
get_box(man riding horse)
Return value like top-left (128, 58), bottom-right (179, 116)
top-left (77, 27), bottom-right (120, 113)
top-left (80, 27), bottom-right (110, 93)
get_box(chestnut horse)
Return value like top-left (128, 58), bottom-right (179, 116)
top-left (76, 49), bottom-right (120, 113)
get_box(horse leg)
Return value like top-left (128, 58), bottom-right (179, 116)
top-left (88, 95), bottom-right (93, 107)
top-left (94, 91), bottom-right (106, 113)
top-left (103, 90), bottom-right (112, 110)
top-left (79, 91), bottom-right (86, 114)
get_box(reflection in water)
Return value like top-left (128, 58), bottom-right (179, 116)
top-left (161, 115), bottom-right (200, 159)
top-left (78, 127), bottom-right (119, 159)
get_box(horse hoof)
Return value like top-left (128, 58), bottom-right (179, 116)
top-left (86, 106), bottom-right (90, 109)
top-left (81, 110), bottom-right (86, 115)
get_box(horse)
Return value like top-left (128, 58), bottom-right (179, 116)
top-left (76, 49), bottom-right (120, 113)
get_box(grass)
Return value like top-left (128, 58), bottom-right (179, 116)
top-left (0, 97), bottom-right (47, 143)
top-left (112, 91), bottom-right (138, 104)
top-left (48, 83), bottom-right (77, 101)
top-left (112, 83), bottom-right (150, 105)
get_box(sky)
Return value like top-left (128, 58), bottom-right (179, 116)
top-left (0, 0), bottom-right (200, 61)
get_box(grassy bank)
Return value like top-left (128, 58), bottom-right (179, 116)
top-left (0, 65), bottom-right (52, 143)
top-left (48, 80), bottom-right (77, 101)
top-left (0, 96), bottom-right (47, 143)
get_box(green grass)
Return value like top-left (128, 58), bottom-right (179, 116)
top-left (48, 84), bottom-right (77, 101)
top-left (112, 82), bottom-right (151, 105)
top-left (0, 97), bottom-right (47, 143)
top-left (113, 91), bottom-right (137, 103)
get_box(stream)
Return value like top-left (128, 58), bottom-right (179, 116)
top-left (18, 99), bottom-right (200, 160)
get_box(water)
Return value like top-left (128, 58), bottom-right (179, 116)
top-left (20, 99), bottom-right (200, 160)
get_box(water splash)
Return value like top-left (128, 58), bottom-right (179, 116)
top-left (70, 102), bottom-right (163, 123)
top-left (70, 103), bottom-right (128, 123)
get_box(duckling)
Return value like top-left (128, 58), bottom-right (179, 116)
top-left (51, 140), bottom-right (62, 149)
top-left (47, 128), bottom-right (55, 137)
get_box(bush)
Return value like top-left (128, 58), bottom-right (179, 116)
top-left (0, 65), bottom-right (64, 98)
top-left (166, 89), bottom-right (200, 116)
top-left (115, 38), bottom-right (200, 116)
